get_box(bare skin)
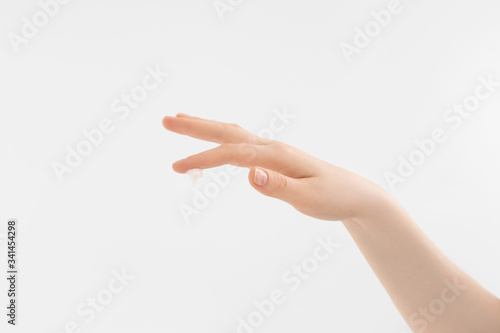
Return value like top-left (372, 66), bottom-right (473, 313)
top-left (162, 113), bottom-right (500, 332)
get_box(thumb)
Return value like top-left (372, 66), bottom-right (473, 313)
top-left (248, 167), bottom-right (302, 205)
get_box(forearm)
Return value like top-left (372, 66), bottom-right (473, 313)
top-left (342, 189), bottom-right (500, 332)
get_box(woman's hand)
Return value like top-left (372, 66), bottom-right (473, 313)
top-left (163, 113), bottom-right (500, 332)
top-left (162, 113), bottom-right (389, 222)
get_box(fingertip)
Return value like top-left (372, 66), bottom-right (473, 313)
top-left (172, 160), bottom-right (186, 173)
top-left (248, 167), bottom-right (257, 183)
top-left (162, 116), bottom-right (174, 130)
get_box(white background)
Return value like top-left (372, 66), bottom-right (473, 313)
top-left (1, 0), bottom-right (500, 332)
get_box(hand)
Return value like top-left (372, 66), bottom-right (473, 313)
top-left (162, 113), bottom-right (389, 221)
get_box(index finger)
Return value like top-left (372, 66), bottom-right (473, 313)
top-left (162, 115), bottom-right (263, 145)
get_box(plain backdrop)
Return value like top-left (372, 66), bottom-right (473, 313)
top-left (1, 0), bottom-right (500, 332)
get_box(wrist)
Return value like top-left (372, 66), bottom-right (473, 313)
top-left (344, 180), bottom-right (399, 228)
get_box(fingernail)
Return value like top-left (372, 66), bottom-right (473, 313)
top-left (177, 113), bottom-right (191, 117)
top-left (254, 168), bottom-right (268, 187)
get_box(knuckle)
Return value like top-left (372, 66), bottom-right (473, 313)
top-left (272, 141), bottom-right (290, 153)
top-left (253, 136), bottom-right (273, 145)
top-left (240, 144), bottom-right (257, 163)
top-left (220, 143), bottom-right (234, 162)
top-left (275, 174), bottom-right (288, 191)
top-left (217, 123), bottom-right (228, 143)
